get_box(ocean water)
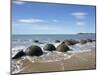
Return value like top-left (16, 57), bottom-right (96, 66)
top-left (12, 34), bottom-right (95, 48)
top-left (12, 34), bottom-right (96, 58)
top-left (11, 34), bottom-right (96, 74)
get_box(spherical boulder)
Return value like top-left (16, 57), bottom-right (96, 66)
top-left (56, 43), bottom-right (70, 52)
top-left (43, 44), bottom-right (56, 51)
top-left (80, 40), bottom-right (87, 44)
top-left (63, 39), bottom-right (78, 45)
top-left (25, 45), bottom-right (43, 56)
top-left (12, 50), bottom-right (26, 59)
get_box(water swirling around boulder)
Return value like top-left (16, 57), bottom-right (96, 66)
top-left (25, 45), bottom-right (43, 56)
top-left (56, 43), bottom-right (71, 52)
top-left (43, 44), bottom-right (56, 51)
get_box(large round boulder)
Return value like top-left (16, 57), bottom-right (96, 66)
top-left (12, 50), bottom-right (26, 59)
top-left (43, 44), bottom-right (56, 51)
top-left (56, 43), bottom-right (70, 52)
top-left (25, 45), bottom-right (43, 56)
top-left (80, 40), bottom-right (87, 44)
top-left (63, 39), bottom-right (79, 45)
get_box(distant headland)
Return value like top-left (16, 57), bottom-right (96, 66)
top-left (77, 33), bottom-right (96, 35)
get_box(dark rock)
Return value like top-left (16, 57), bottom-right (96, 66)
top-left (56, 43), bottom-right (70, 52)
top-left (93, 39), bottom-right (96, 42)
top-left (33, 40), bottom-right (39, 43)
top-left (12, 50), bottom-right (26, 59)
top-left (55, 40), bottom-right (60, 43)
top-left (87, 39), bottom-right (93, 42)
top-left (43, 44), bottom-right (56, 51)
top-left (63, 39), bottom-right (79, 45)
top-left (80, 40), bottom-right (87, 44)
top-left (25, 45), bottom-right (43, 56)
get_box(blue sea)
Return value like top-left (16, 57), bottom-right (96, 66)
top-left (12, 34), bottom-right (95, 48)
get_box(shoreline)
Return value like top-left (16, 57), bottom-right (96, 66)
top-left (12, 41), bottom-right (96, 74)
top-left (12, 49), bottom-right (96, 74)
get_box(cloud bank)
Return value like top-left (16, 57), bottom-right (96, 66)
top-left (18, 19), bottom-right (45, 23)
top-left (71, 12), bottom-right (88, 19)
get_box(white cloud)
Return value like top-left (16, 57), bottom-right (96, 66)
top-left (18, 19), bottom-right (45, 23)
top-left (52, 19), bottom-right (58, 22)
top-left (76, 22), bottom-right (85, 26)
top-left (17, 18), bottom-right (59, 24)
top-left (13, 0), bottom-right (25, 5)
top-left (71, 12), bottom-right (88, 19)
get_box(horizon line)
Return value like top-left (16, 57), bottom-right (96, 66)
top-left (12, 33), bottom-right (96, 35)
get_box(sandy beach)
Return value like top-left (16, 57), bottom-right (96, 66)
top-left (15, 49), bottom-right (96, 74)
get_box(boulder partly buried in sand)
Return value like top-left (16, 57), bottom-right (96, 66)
top-left (56, 43), bottom-right (70, 52)
top-left (25, 45), bottom-right (43, 56)
top-left (43, 44), bottom-right (56, 51)
top-left (12, 50), bottom-right (26, 59)
top-left (63, 39), bottom-right (79, 45)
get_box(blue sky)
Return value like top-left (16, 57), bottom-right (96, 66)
top-left (12, 0), bottom-right (96, 34)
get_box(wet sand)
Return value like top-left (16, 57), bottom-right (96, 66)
top-left (18, 50), bottom-right (96, 74)
top-left (64, 50), bottom-right (96, 70)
